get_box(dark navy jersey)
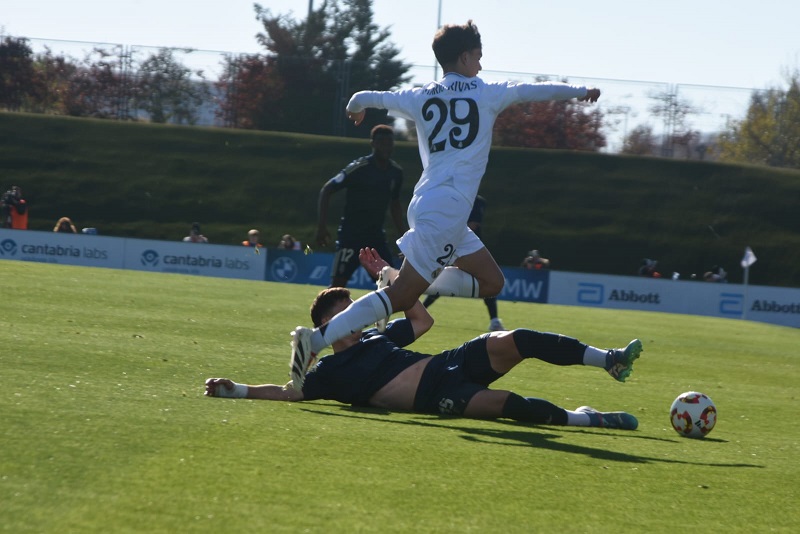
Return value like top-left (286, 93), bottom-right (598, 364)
top-left (301, 318), bottom-right (429, 406)
top-left (324, 154), bottom-right (403, 243)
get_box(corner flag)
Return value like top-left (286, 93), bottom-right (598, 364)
top-left (740, 247), bottom-right (757, 268)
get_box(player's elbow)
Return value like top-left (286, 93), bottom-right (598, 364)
top-left (412, 313), bottom-right (434, 340)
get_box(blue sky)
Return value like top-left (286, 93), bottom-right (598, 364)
top-left (3, 0), bottom-right (798, 90)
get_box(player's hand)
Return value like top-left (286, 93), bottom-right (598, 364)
top-left (579, 88), bottom-right (601, 103)
top-left (315, 227), bottom-right (331, 247)
top-left (205, 378), bottom-right (233, 397)
top-left (347, 109), bottom-right (366, 126)
top-left (359, 247), bottom-right (389, 278)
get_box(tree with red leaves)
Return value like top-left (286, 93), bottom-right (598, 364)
top-left (493, 96), bottom-right (606, 151)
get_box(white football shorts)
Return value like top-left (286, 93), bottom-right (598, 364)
top-left (397, 185), bottom-right (485, 284)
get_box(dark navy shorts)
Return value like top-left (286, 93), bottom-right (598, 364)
top-left (413, 334), bottom-right (501, 416)
top-left (332, 240), bottom-right (394, 281)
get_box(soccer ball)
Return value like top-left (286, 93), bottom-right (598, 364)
top-left (669, 391), bottom-right (717, 438)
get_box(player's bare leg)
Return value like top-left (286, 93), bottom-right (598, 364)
top-left (451, 247), bottom-right (504, 297)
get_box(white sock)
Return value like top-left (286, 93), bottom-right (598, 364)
top-left (566, 410), bottom-right (592, 426)
top-left (582, 346), bottom-right (609, 368)
top-left (310, 289), bottom-right (393, 353)
top-left (423, 267), bottom-right (480, 298)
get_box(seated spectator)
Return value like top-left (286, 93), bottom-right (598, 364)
top-left (279, 234), bottom-right (302, 250)
top-left (183, 222), bottom-right (209, 243)
top-left (54, 217), bottom-right (78, 233)
top-left (638, 258), bottom-right (661, 278)
top-left (242, 229), bottom-right (264, 248)
top-left (521, 249), bottom-right (550, 270)
top-left (703, 265), bottom-right (728, 283)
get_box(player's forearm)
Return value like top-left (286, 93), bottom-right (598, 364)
top-left (516, 82), bottom-right (589, 102)
top-left (390, 203), bottom-right (406, 233)
top-left (247, 383), bottom-right (304, 402)
top-left (317, 188), bottom-right (332, 228)
top-left (404, 303), bottom-right (434, 339)
top-left (346, 91), bottom-right (388, 113)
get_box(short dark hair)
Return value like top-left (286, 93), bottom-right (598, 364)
top-left (310, 287), bottom-right (352, 327)
top-left (432, 20), bottom-right (482, 68)
top-left (370, 124), bottom-right (394, 140)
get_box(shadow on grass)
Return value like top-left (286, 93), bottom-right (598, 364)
top-left (300, 405), bottom-right (762, 469)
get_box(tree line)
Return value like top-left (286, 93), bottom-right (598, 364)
top-left (1, 0), bottom-right (798, 170)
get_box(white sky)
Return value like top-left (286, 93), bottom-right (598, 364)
top-left (2, 0), bottom-right (798, 90)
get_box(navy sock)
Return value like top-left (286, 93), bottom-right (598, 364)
top-left (511, 329), bottom-right (585, 366)
top-left (501, 393), bottom-right (568, 425)
top-left (423, 294), bottom-right (439, 308)
top-left (484, 297), bottom-right (498, 319)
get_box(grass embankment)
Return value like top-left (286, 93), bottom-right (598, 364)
top-left (1, 112), bottom-right (799, 286)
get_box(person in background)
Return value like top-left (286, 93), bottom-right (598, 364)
top-left (53, 217), bottom-right (77, 233)
top-left (522, 249), bottom-right (550, 270)
top-left (183, 222), bottom-right (208, 243)
top-left (423, 195), bottom-right (505, 331)
top-left (315, 124), bottom-right (406, 287)
top-left (279, 234), bottom-right (302, 250)
top-left (638, 258), bottom-right (661, 278)
top-left (703, 265), bottom-right (727, 283)
top-left (242, 229), bottom-right (264, 249)
top-left (1, 186), bottom-right (28, 229)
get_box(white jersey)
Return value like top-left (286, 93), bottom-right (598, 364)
top-left (347, 73), bottom-right (588, 203)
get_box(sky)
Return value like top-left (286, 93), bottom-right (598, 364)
top-left (3, 0), bottom-right (798, 90)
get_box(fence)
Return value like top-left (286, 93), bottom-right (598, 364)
top-left (10, 37), bottom-right (758, 156)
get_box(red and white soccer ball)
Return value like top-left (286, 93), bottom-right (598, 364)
top-left (670, 391), bottom-right (717, 438)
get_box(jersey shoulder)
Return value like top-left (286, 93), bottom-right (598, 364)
top-left (342, 155), bottom-right (372, 175)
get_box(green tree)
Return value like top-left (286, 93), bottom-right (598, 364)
top-left (719, 71), bottom-right (800, 169)
top-left (136, 48), bottom-right (209, 124)
top-left (29, 47), bottom-right (79, 114)
top-left (0, 36), bottom-right (38, 111)
top-left (621, 124), bottom-right (658, 156)
top-left (218, 0), bottom-right (410, 136)
top-left (63, 46), bottom-right (135, 120)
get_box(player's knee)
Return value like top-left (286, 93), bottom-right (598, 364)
top-left (479, 273), bottom-right (504, 297)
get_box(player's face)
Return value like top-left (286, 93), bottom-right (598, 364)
top-left (371, 134), bottom-right (394, 160)
top-left (462, 47), bottom-right (482, 77)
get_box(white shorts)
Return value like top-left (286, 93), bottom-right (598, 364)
top-left (397, 186), bottom-right (485, 284)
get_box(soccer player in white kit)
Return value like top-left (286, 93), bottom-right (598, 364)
top-left (289, 20), bottom-right (601, 387)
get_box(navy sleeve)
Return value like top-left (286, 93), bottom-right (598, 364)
top-left (380, 318), bottom-right (416, 348)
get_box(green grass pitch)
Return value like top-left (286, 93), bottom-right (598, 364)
top-left (1, 261), bottom-right (798, 532)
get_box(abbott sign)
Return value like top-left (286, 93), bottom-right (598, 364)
top-left (549, 270), bottom-right (799, 328)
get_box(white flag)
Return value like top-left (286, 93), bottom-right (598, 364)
top-left (741, 246), bottom-right (757, 268)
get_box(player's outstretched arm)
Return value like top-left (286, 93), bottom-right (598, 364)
top-left (316, 183), bottom-right (336, 247)
top-left (205, 378), bottom-right (303, 402)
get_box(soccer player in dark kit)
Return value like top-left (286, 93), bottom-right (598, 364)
top-left (206, 249), bottom-right (642, 431)
top-left (315, 124), bottom-right (406, 288)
